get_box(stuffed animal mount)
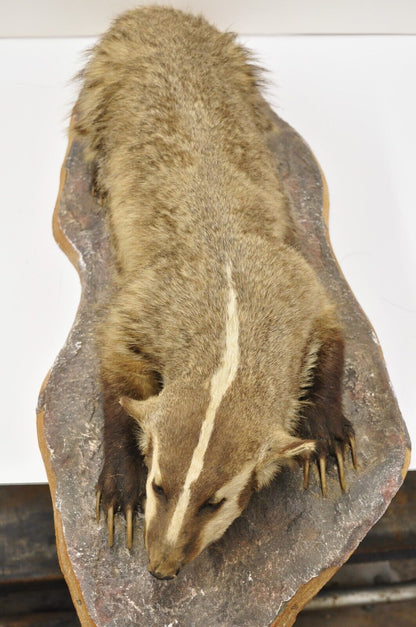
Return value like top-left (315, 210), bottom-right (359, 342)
top-left (37, 7), bottom-right (410, 627)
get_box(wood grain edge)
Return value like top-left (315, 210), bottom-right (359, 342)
top-left (52, 118), bottom-right (80, 270)
top-left (36, 398), bottom-right (96, 627)
top-left (271, 564), bottom-right (340, 626)
top-left (38, 123), bottom-right (96, 627)
top-left (270, 149), bottom-right (411, 627)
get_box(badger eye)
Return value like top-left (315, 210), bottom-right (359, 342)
top-left (152, 481), bottom-right (165, 497)
top-left (199, 497), bottom-right (226, 513)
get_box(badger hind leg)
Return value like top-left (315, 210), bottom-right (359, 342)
top-left (296, 318), bottom-right (356, 496)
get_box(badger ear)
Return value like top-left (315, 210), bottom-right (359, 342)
top-left (119, 395), bottom-right (160, 428)
top-left (255, 432), bottom-right (315, 489)
top-left (278, 434), bottom-right (316, 460)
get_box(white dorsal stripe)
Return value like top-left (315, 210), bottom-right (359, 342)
top-left (166, 264), bottom-right (239, 544)
top-left (144, 433), bottom-right (161, 549)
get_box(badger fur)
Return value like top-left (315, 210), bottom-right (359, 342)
top-left (73, 6), bottom-right (355, 580)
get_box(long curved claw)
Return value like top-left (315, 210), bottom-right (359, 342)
top-left (108, 505), bottom-right (114, 548)
top-left (126, 508), bottom-right (133, 550)
top-left (335, 444), bottom-right (346, 492)
top-left (349, 434), bottom-right (358, 469)
top-left (318, 455), bottom-right (327, 497)
top-left (303, 456), bottom-right (310, 490)
top-left (96, 490), bottom-right (101, 523)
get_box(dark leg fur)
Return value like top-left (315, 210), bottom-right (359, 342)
top-left (297, 326), bottom-right (356, 494)
top-left (96, 389), bottom-right (147, 548)
top-left (97, 390), bottom-right (146, 511)
top-left (95, 300), bottom-right (164, 547)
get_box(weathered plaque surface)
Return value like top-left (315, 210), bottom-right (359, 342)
top-left (37, 105), bottom-right (410, 626)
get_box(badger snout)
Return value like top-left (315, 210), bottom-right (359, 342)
top-left (148, 560), bottom-right (181, 580)
top-left (149, 566), bottom-right (180, 580)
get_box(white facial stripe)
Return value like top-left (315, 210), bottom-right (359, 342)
top-left (144, 433), bottom-right (161, 546)
top-left (198, 463), bottom-right (254, 552)
top-left (166, 264), bottom-right (240, 545)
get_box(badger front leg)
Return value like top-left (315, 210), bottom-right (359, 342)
top-left (95, 294), bottom-right (163, 548)
top-left (96, 388), bottom-right (147, 549)
top-left (297, 319), bottom-right (357, 496)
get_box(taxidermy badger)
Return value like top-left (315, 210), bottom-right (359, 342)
top-left (73, 6), bottom-right (356, 580)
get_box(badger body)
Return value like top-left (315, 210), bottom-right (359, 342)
top-left (74, 6), bottom-right (354, 580)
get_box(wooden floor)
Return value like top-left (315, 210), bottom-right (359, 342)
top-left (1, 474), bottom-right (416, 626)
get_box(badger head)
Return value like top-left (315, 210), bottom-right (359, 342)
top-left (119, 258), bottom-right (323, 578)
top-left (121, 387), bottom-right (314, 580)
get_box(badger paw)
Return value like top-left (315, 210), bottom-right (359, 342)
top-left (296, 324), bottom-right (358, 496)
top-left (298, 411), bottom-right (357, 496)
top-left (95, 453), bottom-right (146, 549)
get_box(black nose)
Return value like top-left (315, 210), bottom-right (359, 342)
top-left (149, 569), bottom-right (179, 581)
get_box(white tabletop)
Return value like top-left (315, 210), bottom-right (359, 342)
top-left (0, 35), bottom-right (414, 483)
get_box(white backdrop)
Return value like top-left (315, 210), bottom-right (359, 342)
top-left (0, 28), bottom-right (415, 482)
top-left (1, 0), bottom-right (416, 36)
